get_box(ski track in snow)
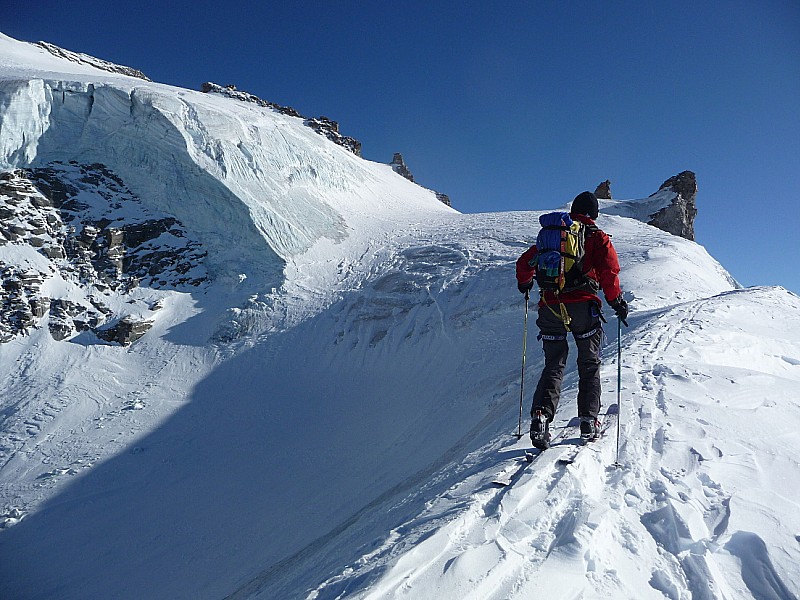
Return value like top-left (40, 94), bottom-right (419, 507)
top-left (0, 315), bottom-right (214, 527)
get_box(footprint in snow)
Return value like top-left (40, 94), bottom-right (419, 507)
top-left (36, 467), bottom-right (78, 480)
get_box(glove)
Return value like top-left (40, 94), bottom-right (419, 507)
top-left (518, 280), bottom-right (534, 294)
top-left (609, 296), bottom-right (629, 321)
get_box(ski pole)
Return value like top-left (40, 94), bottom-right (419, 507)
top-left (614, 316), bottom-right (624, 466)
top-left (516, 291), bottom-right (529, 439)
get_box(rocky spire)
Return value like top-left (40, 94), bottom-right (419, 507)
top-left (594, 180), bottom-right (612, 199)
top-left (648, 171), bottom-right (698, 241)
top-left (390, 153), bottom-right (415, 182)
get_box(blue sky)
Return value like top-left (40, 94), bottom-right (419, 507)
top-left (3, 1), bottom-right (799, 294)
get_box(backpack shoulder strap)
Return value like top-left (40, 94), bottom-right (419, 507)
top-left (582, 222), bottom-right (605, 243)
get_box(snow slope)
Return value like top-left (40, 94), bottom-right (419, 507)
top-left (0, 32), bottom-right (453, 291)
top-left (598, 187), bottom-right (678, 223)
top-left (307, 285), bottom-right (800, 600)
top-left (1, 32), bottom-right (799, 600)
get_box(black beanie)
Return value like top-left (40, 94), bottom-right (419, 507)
top-left (571, 191), bottom-right (599, 219)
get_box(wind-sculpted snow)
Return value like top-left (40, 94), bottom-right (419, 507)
top-left (34, 41), bottom-right (151, 81)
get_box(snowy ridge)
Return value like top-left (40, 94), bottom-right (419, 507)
top-left (598, 188), bottom-right (678, 223)
top-left (34, 41), bottom-right (151, 81)
top-left (0, 32), bottom-right (453, 298)
top-left (305, 286), bottom-right (800, 600)
top-left (1, 32), bottom-right (799, 600)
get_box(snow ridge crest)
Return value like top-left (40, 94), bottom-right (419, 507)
top-left (33, 41), bottom-right (151, 81)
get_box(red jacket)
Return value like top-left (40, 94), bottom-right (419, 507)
top-left (516, 213), bottom-right (622, 307)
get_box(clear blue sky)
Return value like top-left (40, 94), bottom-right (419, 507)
top-left (3, 1), bottom-right (799, 294)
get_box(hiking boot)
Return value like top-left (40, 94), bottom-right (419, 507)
top-left (530, 410), bottom-right (551, 449)
top-left (580, 416), bottom-right (600, 441)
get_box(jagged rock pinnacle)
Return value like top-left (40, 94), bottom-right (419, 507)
top-left (595, 180), bottom-right (612, 199)
top-left (648, 171), bottom-right (697, 241)
top-left (390, 153), bottom-right (415, 182)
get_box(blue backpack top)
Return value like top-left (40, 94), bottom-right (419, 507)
top-left (533, 212), bottom-right (597, 293)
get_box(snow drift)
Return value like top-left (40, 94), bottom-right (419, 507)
top-left (1, 32), bottom-right (799, 600)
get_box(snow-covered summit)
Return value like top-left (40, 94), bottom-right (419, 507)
top-left (0, 32), bottom-right (453, 290)
top-left (1, 31), bottom-right (798, 600)
top-left (0, 32), bottom-right (145, 82)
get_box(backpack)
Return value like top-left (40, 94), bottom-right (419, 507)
top-left (533, 212), bottom-right (599, 294)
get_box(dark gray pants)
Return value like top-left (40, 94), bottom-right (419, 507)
top-left (532, 300), bottom-right (603, 422)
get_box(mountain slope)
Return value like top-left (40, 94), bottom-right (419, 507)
top-left (1, 32), bottom-right (798, 600)
top-left (0, 33), bottom-right (453, 290)
top-left (0, 209), bottom-right (747, 600)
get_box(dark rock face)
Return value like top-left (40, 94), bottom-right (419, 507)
top-left (391, 153), bottom-right (415, 182)
top-left (595, 180), bottom-right (612, 199)
top-left (34, 41), bottom-right (150, 81)
top-left (435, 192), bottom-right (452, 208)
top-left (14, 163), bottom-right (207, 289)
top-left (201, 83), bottom-right (362, 156)
top-left (0, 265), bottom-right (45, 343)
top-left (304, 116), bottom-right (362, 156)
top-left (648, 171), bottom-right (698, 241)
top-left (0, 163), bottom-right (207, 343)
top-left (97, 316), bottom-right (153, 346)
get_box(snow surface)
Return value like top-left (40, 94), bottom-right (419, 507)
top-left (1, 32), bottom-right (799, 600)
top-left (598, 188), bottom-right (679, 223)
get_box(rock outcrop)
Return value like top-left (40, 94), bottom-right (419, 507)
top-left (201, 83), bottom-right (362, 156)
top-left (0, 265), bottom-right (45, 343)
top-left (648, 171), bottom-right (697, 241)
top-left (0, 163), bottom-right (207, 344)
top-left (594, 180), bottom-right (612, 199)
top-left (304, 116), bottom-right (362, 156)
top-left (97, 316), bottom-right (153, 346)
top-left (435, 192), bottom-right (452, 208)
top-left (391, 153), bottom-right (415, 182)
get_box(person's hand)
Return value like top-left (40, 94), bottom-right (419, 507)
top-left (518, 280), bottom-right (534, 294)
top-left (609, 296), bottom-right (629, 321)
